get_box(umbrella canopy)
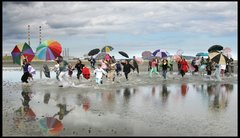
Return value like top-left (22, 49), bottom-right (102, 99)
top-left (119, 51), bottom-right (129, 58)
top-left (172, 54), bottom-right (181, 62)
top-left (135, 57), bottom-right (144, 64)
top-left (208, 52), bottom-right (229, 65)
top-left (88, 48), bottom-right (100, 56)
top-left (101, 45), bottom-right (114, 53)
top-left (208, 45), bottom-right (223, 52)
top-left (223, 47), bottom-right (232, 58)
top-left (11, 42), bottom-right (35, 65)
top-left (95, 52), bottom-right (108, 60)
top-left (176, 49), bottom-right (184, 55)
top-left (36, 40), bottom-right (62, 60)
top-left (141, 51), bottom-right (152, 59)
top-left (38, 117), bottom-right (63, 135)
top-left (196, 52), bottom-right (208, 57)
top-left (152, 49), bottom-right (169, 58)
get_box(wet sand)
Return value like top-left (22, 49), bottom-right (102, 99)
top-left (2, 62), bottom-right (238, 136)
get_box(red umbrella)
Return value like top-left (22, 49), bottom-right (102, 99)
top-left (36, 40), bottom-right (62, 60)
top-left (38, 117), bottom-right (63, 135)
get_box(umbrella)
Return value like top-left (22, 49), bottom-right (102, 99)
top-left (223, 47), bottom-right (232, 58)
top-left (11, 42), bottom-right (35, 65)
top-left (223, 47), bottom-right (231, 53)
top-left (38, 117), bottom-right (63, 135)
top-left (172, 54), bottom-right (181, 62)
top-left (176, 49), bottom-right (184, 55)
top-left (208, 45), bottom-right (223, 52)
top-left (141, 51), bottom-right (152, 59)
top-left (152, 49), bottom-right (169, 58)
top-left (135, 57), bottom-right (144, 64)
top-left (119, 51), bottom-right (129, 58)
top-left (196, 52), bottom-right (208, 57)
top-left (208, 52), bottom-right (229, 65)
top-left (101, 45), bottom-right (114, 53)
top-left (88, 48), bottom-right (100, 56)
top-left (36, 40), bottom-right (62, 60)
top-left (95, 52), bottom-right (108, 60)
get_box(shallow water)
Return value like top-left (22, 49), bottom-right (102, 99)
top-left (2, 69), bottom-right (238, 136)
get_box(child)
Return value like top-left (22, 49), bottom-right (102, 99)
top-left (68, 63), bottom-right (74, 78)
top-left (115, 61), bottom-right (122, 76)
top-left (94, 64), bottom-right (107, 85)
top-left (149, 58), bottom-right (159, 78)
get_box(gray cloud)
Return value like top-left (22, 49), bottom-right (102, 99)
top-left (3, 2), bottom-right (237, 58)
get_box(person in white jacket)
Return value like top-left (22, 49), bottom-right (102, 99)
top-left (94, 64), bottom-right (107, 85)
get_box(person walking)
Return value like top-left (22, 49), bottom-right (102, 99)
top-left (160, 59), bottom-right (169, 79)
top-left (94, 64), bottom-right (107, 85)
top-left (75, 59), bottom-right (85, 80)
top-left (133, 56), bottom-right (139, 75)
top-left (121, 60), bottom-right (135, 81)
top-left (180, 58), bottom-right (189, 78)
top-left (149, 58), bottom-right (159, 78)
top-left (58, 56), bottom-right (69, 87)
top-left (21, 59), bottom-right (32, 83)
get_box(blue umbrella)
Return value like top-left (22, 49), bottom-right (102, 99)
top-left (196, 52), bottom-right (208, 57)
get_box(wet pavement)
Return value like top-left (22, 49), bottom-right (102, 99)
top-left (2, 69), bottom-right (238, 136)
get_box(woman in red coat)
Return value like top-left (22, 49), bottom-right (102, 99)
top-left (180, 58), bottom-right (189, 77)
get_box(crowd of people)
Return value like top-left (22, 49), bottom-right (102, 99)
top-left (20, 54), bottom-right (235, 87)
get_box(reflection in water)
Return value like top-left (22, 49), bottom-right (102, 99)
top-left (38, 117), bottom-right (63, 136)
top-left (13, 84), bottom-right (36, 129)
top-left (160, 84), bottom-right (170, 104)
top-left (123, 88), bottom-right (131, 102)
top-left (181, 83), bottom-right (189, 96)
top-left (82, 97), bottom-right (90, 112)
top-left (53, 104), bottom-right (75, 120)
top-left (44, 93), bottom-right (51, 104)
top-left (207, 83), bottom-right (233, 111)
top-left (152, 86), bottom-right (156, 96)
top-left (7, 81), bottom-right (236, 136)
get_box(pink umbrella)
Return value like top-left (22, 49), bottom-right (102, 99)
top-left (135, 57), bottom-right (144, 64)
top-left (223, 47), bottom-right (231, 53)
top-left (172, 54), bottom-right (181, 62)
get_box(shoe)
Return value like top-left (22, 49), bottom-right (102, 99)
top-left (58, 85), bottom-right (63, 87)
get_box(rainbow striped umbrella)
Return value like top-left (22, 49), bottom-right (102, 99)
top-left (36, 40), bottom-right (62, 60)
top-left (11, 42), bottom-right (35, 65)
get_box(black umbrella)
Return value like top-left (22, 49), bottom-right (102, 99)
top-left (88, 48), bottom-right (100, 56)
top-left (208, 45), bottom-right (223, 52)
top-left (119, 51), bottom-right (129, 58)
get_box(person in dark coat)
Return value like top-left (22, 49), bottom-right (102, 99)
top-left (21, 59), bottom-right (32, 83)
top-left (133, 56), bottom-right (139, 75)
top-left (75, 59), bottom-right (85, 80)
top-left (121, 60), bottom-right (135, 80)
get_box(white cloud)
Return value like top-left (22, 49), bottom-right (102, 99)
top-left (3, 2), bottom-right (237, 59)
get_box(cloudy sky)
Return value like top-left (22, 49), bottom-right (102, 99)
top-left (3, 2), bottom-right (237, 59)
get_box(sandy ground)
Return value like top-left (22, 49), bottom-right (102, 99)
top-left (2, 61), bottom-right (238, 136)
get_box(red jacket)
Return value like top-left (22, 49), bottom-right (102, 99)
top-left (180, 60), bottom-right (189, 73)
